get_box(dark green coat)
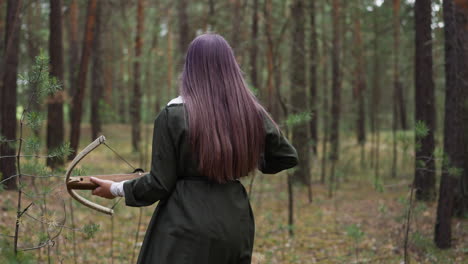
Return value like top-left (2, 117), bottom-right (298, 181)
top-left (123, 102), bottom-right (298, 264)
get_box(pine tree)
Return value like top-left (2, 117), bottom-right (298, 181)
top-left (290, 0), bottom-right (310, 185)
top-left (414, 0), bottom-right (436, 201)
top-left (47, 0), bottom-right (65, 168)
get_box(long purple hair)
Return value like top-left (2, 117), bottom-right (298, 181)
top-left (180, 34), bottom-right (266, 183)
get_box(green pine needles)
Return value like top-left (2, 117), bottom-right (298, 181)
top-left (0, 53), bottom-right (74, 259)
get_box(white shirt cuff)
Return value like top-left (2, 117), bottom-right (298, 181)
top-left (110, 181), bottom-right (127, 197)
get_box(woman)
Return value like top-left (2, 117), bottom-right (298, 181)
top-left (90, 33), bottom-right (298, 264)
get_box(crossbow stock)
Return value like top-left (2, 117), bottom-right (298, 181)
top-left (65, 136), bottom-right (146, 215)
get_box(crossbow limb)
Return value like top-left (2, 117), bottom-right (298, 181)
top-left (65, 136), bottom-right (145, 215)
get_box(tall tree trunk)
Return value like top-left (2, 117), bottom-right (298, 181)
top-left (230, 0), bottom-right (241, 56)
top-left (118, 52), bottom-right (127, 123)
top-left (47, 0), bottom-right (65, 168)
top-left (372, 5), bottom-right (381, 183)
top-left (397, 82), bottom-right (408, 130)
top-left (144, 28), bottom-right (160, 165)
top-left (177, 0), bottom-right (190, 68)
top-left (290, 0), bottom-right (310, 185)
top-left (151, 27), bottom-right (161, 113)
top-left (131, 0), bottom-right (144, 152)
top-left (414, 0), bottom-right (436, 201)
top-left (68, 0), bottom-right (97, 160)
top-left (435, 0), bottom-right (468, 248)
top-left (267, 2), bottom-right (288, 121)
top-left (309, 0), bottom-right (318, 155)
top-left (452, 0), bottom-right (468, 217)
top-left (273, 52), bottom-right (283, 121)
top-left (287, 173), bottom-right (294, 236)
top-left (104, 46), bottom-right (113, 105)
top-left (166, 8), bottom-right (174, 100)
top-left (391, 0), bottom-right (400, 178)
top-left (68, 0), bottom-right (79, 116)
top-left (306, 0), bottom-right (318, 202)
top-left (0, 0), bottom-right (4, 52)
top-left (207, 0), bottom-right (216, 30)
top-left (115, 3), bottom-right (129, 123)
top-left (91, 1), bottom-right (104, 140)
top-left (250, 0), bottom-right (259, 91)
top-left (393, 0), bottom-right (408, 131)
top-left (320, 0), bottom-right (329, 185)
top-left (0, 0), bottom-right (21, 190)
top-left (264, 0), bottom-right (275, 113)
top-left (329, 0), bottom-right (341, 197)
top-left (353, 1), bottom-right (366, 165)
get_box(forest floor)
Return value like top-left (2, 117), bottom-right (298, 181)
top-left (0, 124), bottom-right (467, 263)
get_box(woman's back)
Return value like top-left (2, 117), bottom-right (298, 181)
top-left (123, 99), bottom-right (297, 264)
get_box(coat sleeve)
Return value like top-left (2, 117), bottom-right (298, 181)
top-left (259, 114), bottom-right (299, 174)
top-left (123, 108), bottom-right (178, 207)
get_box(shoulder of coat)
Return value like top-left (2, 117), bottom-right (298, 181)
top-left (167, 96), bottom-right (184, 106)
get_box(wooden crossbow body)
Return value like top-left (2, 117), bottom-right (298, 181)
top-left (65, 136), bottom-right (146, 215)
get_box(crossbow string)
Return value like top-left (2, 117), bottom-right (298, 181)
top-left (65, 136), bottom-right (140, 215)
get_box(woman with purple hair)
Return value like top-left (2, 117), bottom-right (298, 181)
top-left (90, 33), bottom-right (298, 264)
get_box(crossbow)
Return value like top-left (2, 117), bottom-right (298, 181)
top-left (65, 136), bottom-right (146, 215)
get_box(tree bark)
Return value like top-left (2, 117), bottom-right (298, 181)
top-left (372, 5), bottom-right (381, 182)
top-left (166, 8), bottom-right (174, 100)
top-left (320, 1), bottom-right (329, 185)
top-left (68, 0), bottom-right (97, 160)
top-left (131, 0), bottom-right (144, 152)
top-left (391, 0), bottom-right (400, 178)
top-left (207, 0), bottom-right (216, 30)
top-left (393, 0), bottom-right (408, 131)
top-left (309, 0), bottom-right (318, 155)
top-left (353, 2), bottom-right (366, 158)
top-left (0, 0), bottom-right (4, 52)
top-left (47, 0), bottom-right (65, 168)
top-left (118, 51), bottom-right (127, 123)
top-left (329, 0), bottom-right (341, 197)
top-left (290, 0), bottom-right (310, 185)
top-left (397, 82), bottom-right (408, 130)
top-left (68, 0), bottom-right (79, 113)
top-left (452, 0), bottom-right (468, 217)
top-left (177, 0), bottom-right (190, 68)
top-left (287, 173), bottom-right (294, 236)
top-left (330, 0), bottom-right (341, 162)
top-left (91, 1), bottom-right (104, 140)
top-left (435, 0), bottom-right (468, 248)
top-left (103, 45), bottom-right (113, 105)
top-left (230, 0), bottom-right (241, 56)
top-left (250, 0), bottom-right (259, 91)
top-left (414, 0), bottom-right (436, 201)
top-left (264, 0), bottom-right (288, 121)
top-left (264, 0), bottom-right (275, 114)
top-left (0, 0), bottom-right (21, 190)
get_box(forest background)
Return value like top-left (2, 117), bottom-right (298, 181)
top-left (0, 0), bottom-right (467, 263)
